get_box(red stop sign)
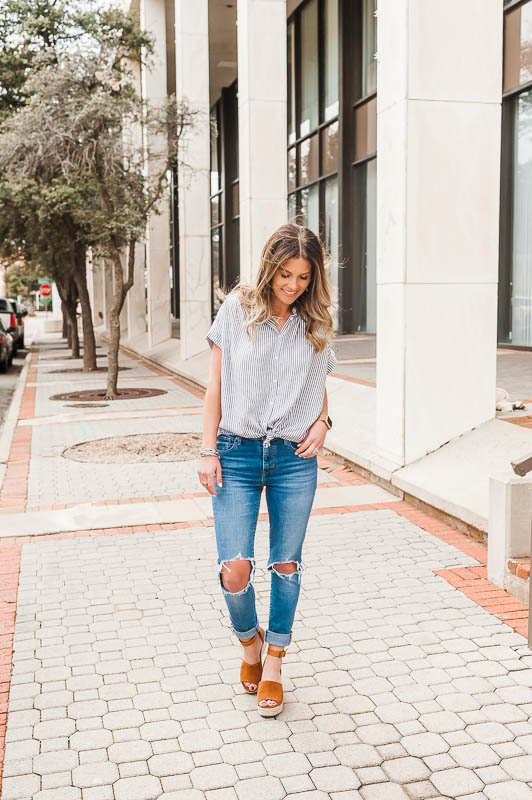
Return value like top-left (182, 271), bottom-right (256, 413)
top-left (40, 284), bottom-right (52, 297)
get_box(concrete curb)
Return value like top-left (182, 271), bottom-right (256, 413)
top-left (0, 330), bottom-right (37, 471)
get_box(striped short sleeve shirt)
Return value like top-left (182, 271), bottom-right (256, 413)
top-left (206, 292), bottom-right (336, 444)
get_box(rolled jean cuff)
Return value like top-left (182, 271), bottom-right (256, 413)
top-left (234, 624), bottom-right (260, 641)
top-left (266, 629), bottom-right (292, 647)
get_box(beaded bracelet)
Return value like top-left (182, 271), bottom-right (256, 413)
top-left (200, 448), bottom-right (219, 457)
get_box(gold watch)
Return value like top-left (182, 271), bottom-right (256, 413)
top-left (318, 414), bottom-right (332, 430)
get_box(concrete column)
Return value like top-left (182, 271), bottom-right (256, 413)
top-left (174, 0), bottom-right (211, 360)
top-left (141, 0), bottom-right (171, 348)
top-left (237, 0), bottom-right (287, 282)
top-left (126, 57), bottom-right (148, 342)
top-left (375, 0), bottom-right (502, 466)
top-left (126, 242), bottom-right (147, 341)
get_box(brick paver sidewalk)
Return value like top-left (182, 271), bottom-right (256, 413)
top-left (0, 332), bottom-right (531, 800)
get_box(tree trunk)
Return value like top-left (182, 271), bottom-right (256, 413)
top-left (106, 254), bottom-right (125, 399)
top-left (56, 276), bottom-right (80, 358)
top-left (62, 309), bottom-right (68, 339)
top-left (73, 245), bottom-right (97, 372)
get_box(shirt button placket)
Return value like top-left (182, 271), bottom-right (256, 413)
top-left (264, 338), bottom-right (282, 446)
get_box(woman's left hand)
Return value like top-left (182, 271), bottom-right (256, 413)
top-left (294, 420), bottom-right (327, 458)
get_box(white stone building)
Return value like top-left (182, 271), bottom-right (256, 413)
top-left (88, 0), bottom-right (532, 477)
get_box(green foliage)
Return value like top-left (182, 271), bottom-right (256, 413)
top-left (4, 258), bottom-right (40, 298)
top-left (0, 0), bottom-right (188, 289)
top-left (0, 0), bottom-right (152, 118)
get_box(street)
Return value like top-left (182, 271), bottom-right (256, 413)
top-left (0, 349), bottom-right (28, 428)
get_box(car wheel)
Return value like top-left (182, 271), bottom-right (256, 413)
top-left (8, 352), bottom-right (13, 367)
top-left (0, 353), bottom-right (7, 373)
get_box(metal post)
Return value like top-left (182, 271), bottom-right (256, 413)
top-left (511, 452), bottom-right (532, 648)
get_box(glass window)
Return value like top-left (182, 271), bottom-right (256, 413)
top-left (288, 192), bottom-right (296, 221)
top-left (324, 175), bottom-right (339, 330)
top-left (504, 2), bottom-right (532, 93)
top-left (288, 20), bottom-right (296, 145)
top-left (210, 110), bottom-right (220, 194)
top-left (288, 147), bottom-right (297, 192)
top-left (211, 229), bottom-right (222, 314)
top-left (211, 194), bottom-right (220, 227)
top-left (232, 181), bottom-right (239, 219)
top-left (362, 0), bottom-right (377, 97)
top-left (300, 184), bottom-right (320, 233)
top-left (299, 132), bottom-right (319, 185)
top-left (363, 159), bottom-right (377, 333)
top-left (354, 96), bottom-right (377, 161)
top-left (323, 0), bottom-right (339, 121)
top-left (299, 0), bottom-right (319, 137)
top-left (509, 88), bottom-right (532, 346)
top-left (321, 120), bottom-right (338, 175)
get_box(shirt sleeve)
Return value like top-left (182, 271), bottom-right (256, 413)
top-left (326, 343), bottom-right (337, 375)
top-left (206, 295), bottom-right (231, 350)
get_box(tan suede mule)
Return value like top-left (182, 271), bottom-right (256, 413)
top-left (257, 646), bottom-right (286, 717)
top-left (240, 627), bottom-right (265, 693)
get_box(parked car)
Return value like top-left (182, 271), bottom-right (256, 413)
top-left (0, 319), bottom-right (13, 372)
top-left (0, 297), bottom-right (26, 353)
top-left (7, 298), bottom-right (27, 350)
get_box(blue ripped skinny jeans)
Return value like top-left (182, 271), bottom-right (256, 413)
top-left (212, 433), bottom-right (318, 648)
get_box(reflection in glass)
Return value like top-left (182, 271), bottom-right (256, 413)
top-left (288, 147), bottom-right (297, 192)
top-left (364, 159), bottom-right (377, 333)
top-left (362, 0), bottom-right (377, 97)
top-left (324, 175), bottom-right (339, 330)
top-left (355, 97), bottom-right (377, 162)
top-left (300, 184), bottom-right (319, 233)
top-left (288, 20), bottom-right (296, 145)
top-left (322, 121), bottom-right (339, 175)
top-left (504, 3), bottom-right (532, 93)
top-left (211, 228), bottom-right (222, 316)
top-left (211, 195), bottom-right (220, 227)
top-left (323, 0), bottom-right (339, 121)
top-left (299, 133), bottom-right (319, 185)
top-left (510, 89), bottom-right (532, 345)
top-left (300, 0), bottom-right (319, 137)
top-left (231, 182), bottom-right (239, 218)
top-left (210, 110), bottom-right (220, 195)
top-left (288, 193), bottom-right (296, 222)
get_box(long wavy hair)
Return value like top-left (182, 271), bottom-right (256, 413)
top-left (224, 223), bottom-right (335, 353)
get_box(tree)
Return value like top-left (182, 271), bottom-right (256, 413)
top-left (0, 1), bottom-right (165, 372)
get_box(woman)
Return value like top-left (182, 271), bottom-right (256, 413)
top-left (198, 223), bottom-right (336, 717)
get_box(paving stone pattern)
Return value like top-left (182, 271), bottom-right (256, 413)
top-left (26, 417), bottom-right (337, 508)
top-left (4, 509), bottom-right (532, 799)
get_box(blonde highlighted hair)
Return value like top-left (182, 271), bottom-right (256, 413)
top-left (223, 223), bottom-right (335, 353)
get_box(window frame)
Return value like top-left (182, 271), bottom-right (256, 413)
top-left (498, 0), bottom-right (532, 347)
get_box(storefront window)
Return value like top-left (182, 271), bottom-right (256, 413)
top-left (500, 1), bottom-right (532, 346)
top-left (324, 175), bottom-right (339, 329)
top-left (362, 0), bottom-right (377, 97)
top-left (287, 0), bottom-right (340, 326)
top-left (299, 0), bottom-right (319, 137)
top-left (323, 0), bottom-right (339, 121)
top-left (504, 1), bottom-right (532, 93)
top-left (510, 89), bottom-right (532, 345)
top-left (300, 184), bottom-right (320, 233)
top-left (288, 20), bottom-right (296, 145)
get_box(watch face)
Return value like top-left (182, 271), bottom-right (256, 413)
top-left (327, 415), bottom-right (333, 429)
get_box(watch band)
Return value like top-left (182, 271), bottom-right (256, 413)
top-left (318, 414), bottom-right (332, 430)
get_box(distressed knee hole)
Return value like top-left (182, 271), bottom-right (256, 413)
top-left (270, 561), bottom-right (302, 580)
top-left (219, 557), bottom-right (255, 594)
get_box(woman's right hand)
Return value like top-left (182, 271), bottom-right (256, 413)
top-left (198, 455), bottom-right (222, 496)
